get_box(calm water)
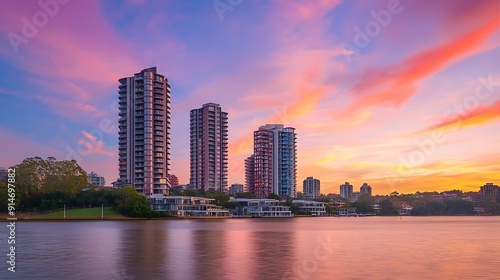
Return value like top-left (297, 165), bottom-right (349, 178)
top-left (1, 216), bottom-right (499, 279)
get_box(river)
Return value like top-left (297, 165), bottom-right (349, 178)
top-left (1, 216), bottom-right (499, 279)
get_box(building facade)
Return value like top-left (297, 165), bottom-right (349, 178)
top-left (189, 103), bottom-right (228, 192)
top-left (340, 182), bottom-right (353, 200)
top-left (251, 124), bottom-right (296, 198)
top-left (244, 154), bottom-right (255, 193)
top-left (229, 183), bottom-right (244, 194)
top-left (230, 198), bottom-right (293, 217)
top-left (303, 177), bottom-right (320, 200)
top-left (148, 195), bottom-right (231, 217)
top-left (480, 183), bottom-right (499, 198)
top-left (292, 200), bottom-right (327, 216)
top-left (87, 171), bottom-right (105, 187)
top-left (117, 67), bottom-right (171, 196)
top-left (360, 183), bottom-right (372, 196)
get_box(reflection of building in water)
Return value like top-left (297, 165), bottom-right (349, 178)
top-left (250, 231), bottom-right (295, 279)
top-left (116, 221), bottom-right (169, 278)
top-left (148, 195), bottom-right (231, 217)
top-left (193, 229), bottom-right (227, 278)
top-left (230, 198), bottom-right (292, 217)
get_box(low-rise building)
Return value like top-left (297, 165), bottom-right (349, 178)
top-left (350, 191), bottom-right (361, 202)
top-left (87, 171), bottom-right (105, 187)
top-left (292, 200), bottom-right (327, 216)
top-left (398, 206), bottom-right (413, 215)
top-left (230, 198), bottom-right (293, 217)
top-left (148, 195), bottom-right (231, 217)
top-left (336, 207), bottom-right (357, 217)
top-left (170, 184), bottom-right (189, 195)
top-left (433, 193), bottom-right (458, 201)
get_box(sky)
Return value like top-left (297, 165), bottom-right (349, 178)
top-left (0, 0), bottom-right (499, 195)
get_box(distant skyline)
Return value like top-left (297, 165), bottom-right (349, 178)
top-left (1, 0), bottom-right (499, 195)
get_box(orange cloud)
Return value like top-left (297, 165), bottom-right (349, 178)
top-left (340, 18), bottom-right (500, 125)
top-left (229, 86), bottom-right (327, 156)
top-left (423, 100), bottom-right (500, 133)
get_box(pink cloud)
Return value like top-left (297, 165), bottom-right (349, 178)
top-left (0, 128), bottom-right (61, 167)
top-left (331, 18), bottom-right (500, 131)
top-left (77, 131), bottom-right (115, 157)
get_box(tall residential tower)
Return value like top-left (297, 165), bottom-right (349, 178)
top-left (251, 124), bottom-right (296, 198)
top-left (117, 67), bottom-right (171, 195)
top-left (244, 154), bottom-right (255, 193)
top-left (303, 177), bottom-right (320, 200)
top-left (190, 103), bottom-right (228, 192)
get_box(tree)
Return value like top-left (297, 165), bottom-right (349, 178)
top-left (235, 192), bottom-right (256, 199)
top-left (350, 201), bottom-right (373, 214)
top-left (112, 186), bottom-right (160, 218)
top-left (390, 191), bottom-right (399, 197)
top-left (426, 201), bottom-right (446, 215)
top-left (282, 199), bottom-right (302, 215)
top-left (444, 199), bottom-right (474, 215)
top-left (268, 193), bottom-right (282, 201)
top-left (13, 157), bottom-right (87, 210)
top-left (379, 199), bottom-right (396, 215)
top-left (325, 205), bottom-right (335, 216)
top-left (204, 189), bottom-right (230, 206)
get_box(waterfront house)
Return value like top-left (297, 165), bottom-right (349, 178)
top-left (148, 195), bottom-right (231, 217)
top-left (292, 200), bottom-right (328, 216)
top-left (336, 207), bottom-right (357, 217)
top-left (230, 198), bottom-right (293, 217)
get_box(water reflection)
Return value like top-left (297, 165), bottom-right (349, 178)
top-left (115, 221), bottom-right (169, 278)
top-left (1, 217), bottom-right (499, 280)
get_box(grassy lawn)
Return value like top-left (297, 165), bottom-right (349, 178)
top-left (30, 207), bottom-right (127, 219)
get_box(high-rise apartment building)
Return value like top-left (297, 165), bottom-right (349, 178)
top-left (480, 183), bottom-right (499, 198)
top-left (340, 182), bottom-right (353, 199)
top-left (360, 183), bottom-right (372, 196)
top-left (303, 177), bottom-right (320, 200)
top-left (245, 154), bottom-right (255, 193)
top-left (117, 67), bottom-right (171, 196)
top-left (252, 124), bottom-right (296, 198)
top-left (189, 103), bottom-right (228, 192)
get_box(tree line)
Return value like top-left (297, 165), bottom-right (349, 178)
top-left (0, 157), bottom-right (166, 218)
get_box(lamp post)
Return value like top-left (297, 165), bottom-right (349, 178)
top-left (101, 204), bottom-right (104, 219)
top-left (64, 205), bottom-right (66, 219)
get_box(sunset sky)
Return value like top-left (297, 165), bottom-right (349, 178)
top-left (1, 0), bottom-right (499, 195)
